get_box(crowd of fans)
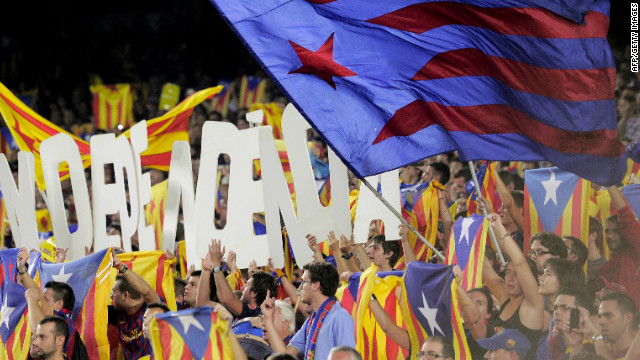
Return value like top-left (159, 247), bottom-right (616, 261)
top-left (0, 9), bottom-right (639, 360)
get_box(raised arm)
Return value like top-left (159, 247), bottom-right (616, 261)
top-left (488, 214), bottom-right (544, 329)
top-left (261, 290), bottom-right (300, 357)
top-left (369, 289), bottom-right (410, 350)
top-left (197, 239), bottom-right (217, 307)
top-left (209, 239), bottom-right (244, 315)
top-left (398, 224), bottom-right (417, 266)
top-left (438, 190), bottom-right (454, 241)
top-left (494, 166), bottom-right (524, 232)
top-left (113, 250), bottom-right (161, 304)
top-left (328, 231), bottom-right (350, 275)
top-left (454, 266), bottom-right (488, 340)
top-left (306, 234), bottom-right (324, 262)
top-left (25, 288), bottom-right (47, 332)
top-left (339, 234), bottom-right (364, 272)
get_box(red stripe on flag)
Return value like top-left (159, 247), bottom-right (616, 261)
top-left (414, 48), bottom-right (614, 101)
top-left (373, 101), bottom-right (624, 160)
top-left (156, 256), bottom-right (167, 300)
top-left (367, 3), bottom-right (608, 39)
top-left (80, 280), bottom-right (100, 358)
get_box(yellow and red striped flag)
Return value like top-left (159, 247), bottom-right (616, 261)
top-left (353, 265), bottom-right (409, 360)
top-left (0, 82), bottom-right (91, 190)
top-left (148, 307), bottom-right (233, 359)
top-left (119, 86), bottom-right (223, 171)
top-left (395, 181), bottom-right (442, 269)
top-left (145, 180), bottom-right (168, 251)
top-left (524, 167), bottom-right (590, 251)
top-left (90, 84), bottom-right (134, 131)
top-left (209, 84), bottom-right (231, 117)
top-left (249, 102), bottom-right (283, 139)
top-left (177, 240), bottom-right (189, 279)
top-left (238, 76), bottom-right (267, 109)
top-left (113, 250), bottom-right (177, 311)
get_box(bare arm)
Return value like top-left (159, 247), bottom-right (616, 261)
top-left (438, 190), bottom-right (454, 241)
top-left (196, 240), bottom-right (216, 307)
top-left (328, 231), bottom-right (350, 275)
top-left (455, 271), bottom-right (487, 339)
top-left (209, 239), bottom-right (244, 315)
top-left (17, 248), bottom-right (39, 291)
top-left (482, 259), bottom-right (508, 305)
top-left (339, 234), bottom-right (364, 272)
top-left (626, 329), bottom-right (640, 360)
top-left (398, 224), bottom-right (417, 266)
top-left (25, 288), bottom-right (47, 332)
top-left (369, 292), bottom-right (410, 350)
top-left (494, 166), bottom-right (524, 232)
top-left (113, 250), bottom-right (161, 304)
top-left (488, 214), bottom-right (544, 330)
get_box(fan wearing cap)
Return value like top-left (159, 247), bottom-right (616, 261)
top-left (477, 328), bottom-right (531, 360)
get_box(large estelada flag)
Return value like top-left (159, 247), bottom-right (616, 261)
top-left (90, 84), bottom-right (134, 131)
top-left (38, 248), bottom-right (112, 360)
top-left (238, 76), bottom-right (267, 109)
top-left (352, 266), bottom-right (408, 360)
top-left (113, 250), bottom-right (177, 311)
top-left (210, 0), bottom-right (626, 187)
top-left (400, 262), bottom-right (468, 360)
top-left (0, 248), bottom-right (41, 360)
top-left (0, 82), bottom-right (91, 190)
top-left (445, 214), bottom-right (488, 291)
top-left (524, 167), bottom-right (590, 250)
top-left (148, 307), bottom-right (233, 359)
top-left (120, 86), bottom-right (223, 172)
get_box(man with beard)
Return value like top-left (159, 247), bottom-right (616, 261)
top-left (596, 186), bottom-right (640, 307)
top-left (30, 316), bottom-right (69, 360)
top-left (261, 261), bottom-right (355, 360)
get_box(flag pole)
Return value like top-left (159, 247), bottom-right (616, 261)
top-left (359, 176), bottom-right (446, 261)
top-left (468, 161), bottom-right (507, 267)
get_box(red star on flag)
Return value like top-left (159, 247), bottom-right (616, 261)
top-left (288, 33), bottom-right (356, 89)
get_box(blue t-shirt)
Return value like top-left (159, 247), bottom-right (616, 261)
top-left (289, 302), bottom-right (355, 360)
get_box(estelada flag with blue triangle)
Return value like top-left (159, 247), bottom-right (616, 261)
top-left (524, 167), bottom-right (590, 251)
top-left (399, 262), bottom-right (468, 360)
top-left (148, 307), bottom-right (234, 359)
top-left (0, 248), bottom-right (41, 360)
top-left (445, 214), bottom-right (488, 291)
top-left (38, 248), bottom-right (112, 360)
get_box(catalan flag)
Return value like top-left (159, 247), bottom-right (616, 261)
top-left (38, 248), bottom-right (112, 359)
top-left (337, 272), bottom-right (360, 317)
top-left (249, 102), bottom-right (283, 139)
top-left (353, 265), bottom-right (408, 360)
top-left (445, 214), bottom-right (488, 291)
top-left (399, 262), bottom-right (469, 360)
top-left (0, 128), bottom-right (16, 157)
top-left (90, 84), bottom-right (134, 131)
top-left (145, 180), bottom-right (168, 250)
top-left (622, 184), bottom-right (640, 221)
top-left (282, 230), bottom-right (294, 281)
top-left (120, 86), bottom-right (223, 172)
top-left (114, 250), bottom-right (177, 311)
top-left (177, 240), bottom-right (188, 279)
top-left (148, 307), bottom-right (233, 359)
top-left (238, 76), bottom-right (267, 109)
top-left (0, 248), bottom-right (41, 360)
top-left (208, 80), bottom-right (232, 118)
top-left (318, 177), bottom-right (331, 207)
top-left (623, 158), bottom-right (640, 185)
top-left (396, 181), bottom-right (441, 269)
top-left (0, 82), bottom-right (91, 190)
top-left (35, 208), bottom-right (52, 233)
top-left (524, 167), bottom-right (590, 251)
top-left (466, 161), bottom-right (500, 215)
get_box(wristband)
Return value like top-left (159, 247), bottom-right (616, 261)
top-left (371, 293), bottom-right (377, 301)
top-left (202, 265), bottom-right (213, 272)
top-left (592, 334), bottom-right (604, 342)
top-left (18, 264), bottom-right (28, 275)
top-left (118, 264), bottom-right (129, 275)
top-left (500, 232), bottom-right (511, 244)
top-left (271, 269), bottom-right (286, 279)
top-left (341, 252), bottom-right (354, 260)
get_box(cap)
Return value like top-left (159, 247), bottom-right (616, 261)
top-left (477, 328), bottom-right (531, 357)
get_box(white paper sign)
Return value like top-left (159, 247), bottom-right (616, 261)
top-left (352, 170), bottom-right (402, 244)
top-left (0, 152), bottom-right (38, 250)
